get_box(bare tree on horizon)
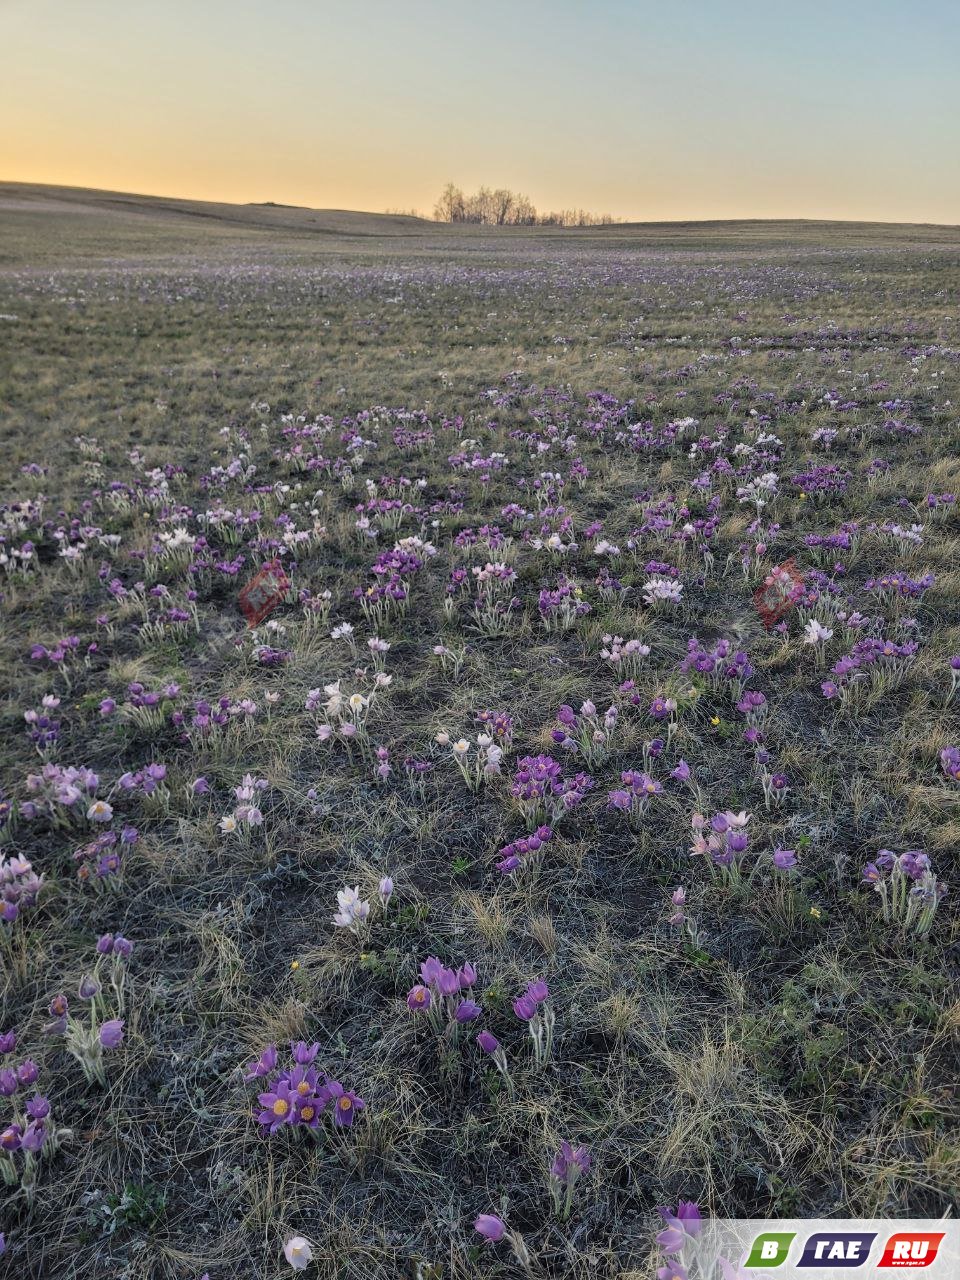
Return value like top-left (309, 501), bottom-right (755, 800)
top-left (433, 183), bottom-right (617, 227)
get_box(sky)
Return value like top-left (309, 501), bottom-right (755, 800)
top-left (2, 0), bottom-right (959, 223)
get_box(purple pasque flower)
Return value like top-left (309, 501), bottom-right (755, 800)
top-left (25, 1094), bottom-right (50, 1121)
top-left (407, 984), bottom-right (431, 1012)
top-left (547, 1141), bottom-right (593, 1218)
top-left (690, 811), bottom-right (752, 884)
top-left (419, 956), bottom-right (444, 987)
top-left (16, 1059), bottom-right (38, 1086)
top-left (513, 994), bottom-right (538, 1021)
top-left (515, 974), bottom-right (550, 1021)
top-left (98, 1019), bottom-right (124, 1050)
top-left (940, 746), bottom-right (960, 781)
top-left (290, 1040), bottom-right (320, 1065)
top-left (45, 993), bottom-right (68, 1034)
top-left (863, 846), bottom-right (946, 936)
top-left (513, 977), bottom-right (554, 1067)
top-left (476, 1030), bottom-right (500, 1054)
top-left (512, 755), bottom-right (593, 828)
top-left (437, 967), bottom-right (461, 996)
top-left (551, 1140), bottom-right (591, 1181)
top-left (495, 850), bottom-right (521, 873)
top-left (285, 1065), bottom-right (327, 1127)
top-left (326, 1078), bottom-right (365, 1127)
top-left (19, 1120), bottom-right (45, 1153)
top-left (293, 1089), bottom-right (326, 1130)
top-left (898, 849), bottom-right (930, 880)
top-left (474, 1213), bottom-right (506, 1243)
top-left (718, 1258), bottom-right (751, 1280)
top-left (244, 1044), bottom-right (278, 1081)
top-left (657, 1226), bottom-right (687, 1254)
top-left (0, 1123), bottom-right (22, 1153)
top-left (649, 694), bottom-right (676, 721)
top-left (736, 689), bottom-right (767, 724)
top-left (495, 825), bottom-right (554, 875)
top-left (248, 1049), bottom-right (364, 1137)
top-left (257, 1078), bottom-right (297, 1133)
top-left (772, 847), bottom-right (797, 870)
top-left (658, 1200), bottom-right (703, 1238)
top-left (0, 852), bottom-right (43, 925)
top-left (0, 1030), bottom-right (15, 1056)
top-left (608, 770), bottom-right (662, 823)
top-left (413, 955), bottom-right (479, 1029)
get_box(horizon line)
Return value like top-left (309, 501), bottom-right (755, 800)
top-left (2, 179), bottom-right (958, 232)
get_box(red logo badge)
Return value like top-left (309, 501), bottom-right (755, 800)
top-left (878, 1233), bottom-right (945, 1268)
top-left (238, 560), bottom-right (290, 626)
top-left (753, 558), bottom-right (805, 628)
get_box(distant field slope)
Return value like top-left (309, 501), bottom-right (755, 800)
top-left (1, 181), bottom-right (958, 267)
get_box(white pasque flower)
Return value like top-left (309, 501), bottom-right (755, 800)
top-left (332, 886), bottom-right (371, 930)
top-left (284, 1235), bottom-right (314, 1271)
top-left (803, 618), bottom-right (833, 645)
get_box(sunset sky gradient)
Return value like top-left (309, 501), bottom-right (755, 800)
top-left (3, 0), bottom-right (958, 223)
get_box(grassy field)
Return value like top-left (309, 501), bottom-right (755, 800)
top-left (0, 183), bottom-right (958, 1279)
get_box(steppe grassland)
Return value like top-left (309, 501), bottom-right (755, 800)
top-left (0, 189), bottom-right (958, 1278)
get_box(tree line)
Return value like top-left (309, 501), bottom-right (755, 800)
top-left (432, 183), bottom-right (619, 227)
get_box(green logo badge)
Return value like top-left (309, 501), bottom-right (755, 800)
top-left (745, 1232), bottom-right (796, 1267)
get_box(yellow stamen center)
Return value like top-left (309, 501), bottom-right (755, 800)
top-left (272, 1098), bottom-right (289, 1116)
